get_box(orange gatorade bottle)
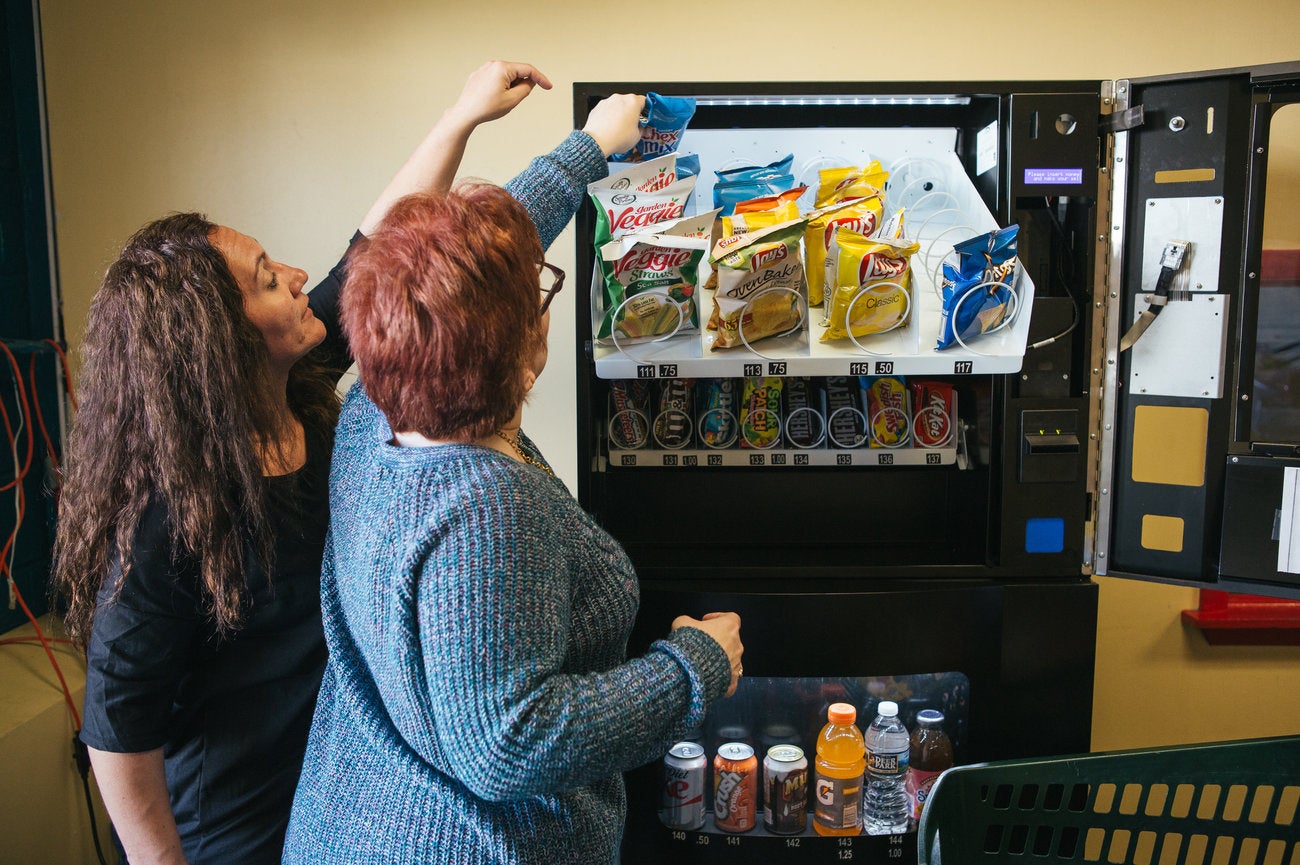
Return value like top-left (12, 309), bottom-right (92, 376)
top-left (812, 702), bottom-right (865, 836)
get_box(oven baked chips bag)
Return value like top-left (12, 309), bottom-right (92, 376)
top-left (708, 219), bottom-right (807, 351)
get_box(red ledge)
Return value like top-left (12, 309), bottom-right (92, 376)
top-left (1182, 590), bottom-right (1300, 645)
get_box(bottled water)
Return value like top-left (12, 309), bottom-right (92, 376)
top-left (863, 700), bottom-right (911, 834)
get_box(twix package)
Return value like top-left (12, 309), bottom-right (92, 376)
top-left (804, 162), bottom-right (889, 307)
top-left (708, 219), bottom-right (807, 351)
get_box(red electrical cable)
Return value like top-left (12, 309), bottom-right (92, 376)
top-left (1, 339), bottom-right (82, 730)
top-left (28, 355), bottom-right (60, 470)
top-left (42, 338), bottom-right (78, 411)
top-left (0, 343), bottom-right (35, 492)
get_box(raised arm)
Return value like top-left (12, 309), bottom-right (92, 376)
top-left (358, 60), bottom-right (553, 235)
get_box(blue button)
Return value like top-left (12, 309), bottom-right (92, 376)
top-left (1026, 518), bottom-right (1065, 554)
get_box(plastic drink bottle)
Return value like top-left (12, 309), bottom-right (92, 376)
top-left (812, 702), bottom-right (865, 836)
top-left (907, 709), bottom-right (954, 823)
top-left (863, 700), bottom-right (911, 835)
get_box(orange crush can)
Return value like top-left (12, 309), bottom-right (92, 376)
top-left (713, 742), bottom-right (758, 832)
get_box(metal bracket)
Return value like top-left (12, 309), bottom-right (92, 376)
top-left (1101, 104), bottom-right (1145, 133)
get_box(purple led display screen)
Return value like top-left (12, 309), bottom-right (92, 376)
top-left (1024, 167), bottom-right (1084, 185)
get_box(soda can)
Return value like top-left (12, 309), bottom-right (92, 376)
top-left (713, 742), bottom-right (758, 833)
top-left (764, 744), bottom-right (809, 834)
top-left (661, 742), bottom-right (707, 830)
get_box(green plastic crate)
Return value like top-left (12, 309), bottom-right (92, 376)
top-left (918, 736), bottom-right (1300, 865)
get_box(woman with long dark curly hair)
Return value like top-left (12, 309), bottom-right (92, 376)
top-left (51, 60), bottom-right (644, 865)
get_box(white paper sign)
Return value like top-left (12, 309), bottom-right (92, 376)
top-left (1280, 466), bottom-right (1300, 576)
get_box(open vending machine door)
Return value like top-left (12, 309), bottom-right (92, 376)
top-left (1091, 61), bottom-right (1300, 599)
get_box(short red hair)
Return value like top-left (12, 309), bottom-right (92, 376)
top-left (341, 183), bottom-right (545, 440)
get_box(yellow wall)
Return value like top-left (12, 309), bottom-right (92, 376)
top-left (17, 3), bottom-right (1300, 862)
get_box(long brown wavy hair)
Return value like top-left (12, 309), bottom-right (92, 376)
top-left (53, 212), bottom-right (341, 645)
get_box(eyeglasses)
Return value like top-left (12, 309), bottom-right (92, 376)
top-left (539, 261), bottom-right (565, 315)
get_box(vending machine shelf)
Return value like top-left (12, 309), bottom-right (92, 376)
top-left (606, 445), bottom-right (957, 470)
top-left (588, 139), bottom-right (1035, 381)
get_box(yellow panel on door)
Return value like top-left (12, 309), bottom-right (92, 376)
top-left (1131, 405), bottom-right (1209, 487)
top-left (1141, 514), bottom-right (1186, 552)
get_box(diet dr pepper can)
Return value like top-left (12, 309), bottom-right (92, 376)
top-left (714, 742), bottom-right (758, 833)
top-left (764, 744), bottom-right (809, 834)
top-left (660, 742), bottom-right (707, 830)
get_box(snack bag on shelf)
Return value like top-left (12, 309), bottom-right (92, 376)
top-left (739, 377), bottom-right (784, 449)
top-left (708, 219), bottom-right (807, 351)
top-left (608, 380), bottom-right (652, 450)
top-left (861, 376), bottom-right (911, 448)
top-left (598, 233), bottom-right (708, 341)
top-left (805, 163), bottom-right (889, 307)
top-left (910, 381), bottom-right (955, 448)
top-left (935, 225), bottom-right (1020, 351)
top-left (820, 233), bottom-right (920, 342)
top-left (696, 378), bottom-right (741, 448)
top-left (610, 92), bottom-right (697, 163)
top-left (713, 154), bottom-right (796, 216)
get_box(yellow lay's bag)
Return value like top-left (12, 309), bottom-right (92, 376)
top-left (805, 163), bottom-right (888, 308)
top-left (820, 231), bottom-right (920, 342)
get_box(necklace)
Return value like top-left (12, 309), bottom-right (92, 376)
top-left (494, 430), bottom-right (554, 477)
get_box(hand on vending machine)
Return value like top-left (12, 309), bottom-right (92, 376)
top-left (582, 93), bottom-right (647, 158)
top-left (672, 612), bottom-right (744, 697)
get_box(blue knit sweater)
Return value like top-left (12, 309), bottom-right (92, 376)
top-left (281, 386), bottom-right (730, 859)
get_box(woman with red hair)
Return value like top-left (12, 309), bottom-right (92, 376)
top-left (281, 185), bottom-right (744, 864)
top-left (55, 61), bottom-right (644, 865)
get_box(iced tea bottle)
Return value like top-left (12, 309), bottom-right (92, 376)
top-left (812, 702), bottom-right (865, 836)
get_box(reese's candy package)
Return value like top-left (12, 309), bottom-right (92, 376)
top-left (611, 93), bottom-right (697, 163)
top-left (697, 378), bottom-right (740, 448)
top-left (608, 380), bottom-right (652, 449)
top-left (821, 233), bottom-right (920, 342)
top-left (805, 163), bottom-right (889, 307)
top-left (936, 225), bottom-right (1020, 351)
top-left (739, 377), bottom-right (784, 449)
top-left (653, 379), bottom-right (695, 449)
top-left (910, 380), bottom-right (955, 448)
top-left (862, 376), bottom-right (910, 448)
top-left (783, 377), bottom-right (827, 449)
top-left (708, 219), bottom-right (807, 351)
top-left (598, 234), bottom-right (707, 341)
top-left (825, 376), bottom-right (866, 448)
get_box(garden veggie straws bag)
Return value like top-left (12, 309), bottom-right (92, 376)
top-left (598, 234), bottom-right (708, 342)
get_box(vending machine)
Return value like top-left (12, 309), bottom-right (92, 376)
top-left (571, 61), bottom-right (1300, 864)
